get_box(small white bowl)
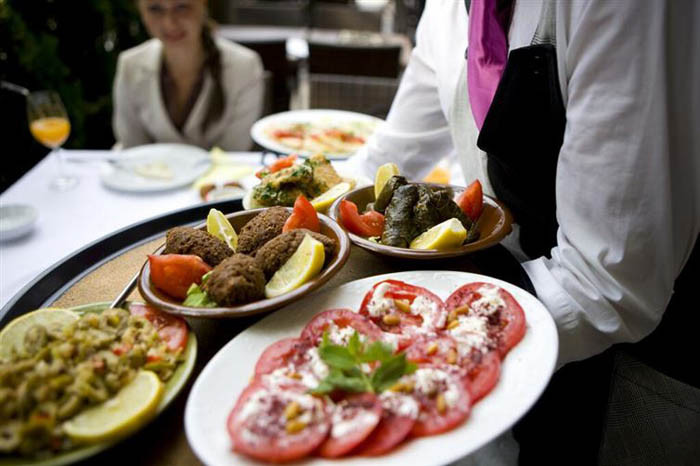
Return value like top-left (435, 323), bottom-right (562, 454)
top-left (0, 204), bottom-right (38, 241)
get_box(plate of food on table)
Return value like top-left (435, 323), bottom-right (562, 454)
top-left (138, 199), bottom-right (351, 318)
top-left (251, 109), bottom-right (382, 159)
top-left (329, 163), bottom-right (513, 259)
top-left (241, 153), bottom-right (371, 213)
top-left (0, 301), bottom-right (197, 466)
top-left (184, 270), bottom-right (558, 465)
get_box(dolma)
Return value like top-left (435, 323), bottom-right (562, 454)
top-left (374, 175), bottom-right (408, 214)
top-left (381, 184), bottom-right (418, 247)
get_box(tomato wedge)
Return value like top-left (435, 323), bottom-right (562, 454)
top-left (354, 392), bottom-right (418, 456)
top-left (338, 200), bottom-right (384, 237)
top-left (358, 280), bottom-right (447, 337)
top-left (128, 303), bottom-right (188, 351)
top-left (301, 309), bottom-right (384, 346)
top-left (318, 392), bottom-right (383, 458)
top-left (456, 179), bottom-right (484, 222)
top-left (227, 382), bottom-right (331, 463)
top-left (445, 282), bottom-right (526, 358)
top-left (148, 254), bottom-right (212, 300)
top-left (282, 195), bottom-right (320, 233)
top-left (255, 153), bottom-right (297, 178)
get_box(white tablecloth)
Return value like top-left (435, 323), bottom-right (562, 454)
top-left (0, 150), bottom-right (268, 312)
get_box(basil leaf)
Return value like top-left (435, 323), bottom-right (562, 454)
top-left (309, 379), bottom-right (335, 395)
top-left (347, 331), bottom-right (362, 358)
top-left (327, 370), bottom-right (371, 393)
top-left (319, 333), bottom-right (356, 370)
top-left (362, 341), bottom-right (395, 364)
top-left (371, 353), bottom-right (411, 393)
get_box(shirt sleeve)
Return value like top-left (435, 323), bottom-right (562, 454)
top-left (522, 0), bottom-right (698, 367)
top-left (216, 53), bottom-right (264, 151)
top-left (346, 2), bottom-right (454, 180)
top-left (112, 54), bottom-right (152, 149)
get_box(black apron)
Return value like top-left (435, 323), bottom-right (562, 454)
top-left (464, 0), bottom-right (700, 463)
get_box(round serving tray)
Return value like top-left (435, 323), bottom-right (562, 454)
top-left (0, 199), bottom-right (242, 326)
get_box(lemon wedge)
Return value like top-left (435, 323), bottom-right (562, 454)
top-left (207, 208), bottom-right (237, 251)
top-left (311, 182), bottom-right (352, 212)
top-left (265, 234), bottom-right (325, 298)
top-left (409, 218), bottom-right (467, 250)
top-left (63, 370), bottom-right (164, 444)
top-left (374, 162), bottom-right (400, 199)
top-left (0, 308), bottom-right (79, 361)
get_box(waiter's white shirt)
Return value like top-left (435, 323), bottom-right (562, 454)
top-left (351, 0), bottom-right (700, 366)
top-left (113, 38), bottom-right (264, 151)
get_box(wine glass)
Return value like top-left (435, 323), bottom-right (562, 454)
top-left (26, 90), bottom-right (77, 190)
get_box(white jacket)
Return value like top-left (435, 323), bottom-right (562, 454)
top-left (351, 0), bottom-right (700, 367)
top-left (112, 37), bottom-right (263, 151)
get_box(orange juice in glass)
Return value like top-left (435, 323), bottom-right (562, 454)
top-left (29, 117), bottom-right (71, 149)
top-left (26, 91), bottom-right (77, 190)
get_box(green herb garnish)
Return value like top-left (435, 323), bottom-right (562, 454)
top-left (311, 331), bottom-right (416, 395)
top-left (183, 272), bottom-right (217, 308)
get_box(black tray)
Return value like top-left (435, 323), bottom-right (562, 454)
top-left (0, 199), bottom-right (242, 326)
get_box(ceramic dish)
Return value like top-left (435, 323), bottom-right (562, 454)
top-left (0, 301), bottom-right (198, 466)
top-left (184, 270), bottom-right (558, 466)
top-left (138, 209), bottom-right (351, 318)
top-left (100, 143), bottom-right (211, 193)
top-left (250, 109), bottom-right (383, 159)
top-left (0, 204), bottom-right (38, 242)
top-left (328, 183), bottom-right (513, 260)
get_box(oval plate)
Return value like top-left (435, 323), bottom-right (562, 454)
top-left (184, 271), bottom-right (558, 466)
top-left (329, 183), bottom-right (513, 260)
top-left (138, 209), bottom-right (351, 318)
top-left (0, 301), bottom-right (197, 466)
top-left (250, 109), bottom-right (383, 159)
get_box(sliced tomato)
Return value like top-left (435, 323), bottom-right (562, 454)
top-left (324, 129), bottom-right (365, 144)
top-left (148, 254), bottom-right (212, 300)
top-left (405, 334), bottom-right (463, 367)
top-left (128, 303), bottom-right (188, 351)
top-left (318, 392), bottom-right (382, 458)
top-left (254, 337), bottom-right (311, 375)
top-left (301, 308), bottom-right (384, 346)
top-left (338, 200), bottom-right (384, 237)
top-left (255, 153), bottom-right (298, 178)
top-left (409, 365), bottom-right (471, 437)
top-left (358, 280), bottom-right (447, 336)
top-left (456, 179), bottom-right (484, 222)
top-left (354, 393), bottom-right (418, 456)
top-left (445, 282), bottom-right (526, 357)
top-left (282, 195), bottom-right (320, 233)
top-left (462, 350), bottom-right (501, 403)
top-left (228, 382), bottom-right (330, 463)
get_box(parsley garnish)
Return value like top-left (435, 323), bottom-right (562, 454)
top-left (311, 331), bottom-right (416, 395)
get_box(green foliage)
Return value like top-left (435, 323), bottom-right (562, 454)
top-left (0, 0), bottom-right (147, 148)
top-left (311, 330), bottom-right (417, 395)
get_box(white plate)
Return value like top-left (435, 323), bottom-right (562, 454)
top-left (251, 109), bottom-right (383, 159)
top-left (184, 271), bottom-right (558, 466)
top-left (100, 143), bottom-right (211, 193)
top-left (0, 204), bottom-right (38, 241)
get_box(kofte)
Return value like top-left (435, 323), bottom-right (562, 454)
top-left (164, 226), bottom-right (233, 266)
top-left (237, 206), bottom-right (290, 255)
top-left (255, 229), bottom-right (336, 279)
top-left (203, 254), bottom-right (266, 306)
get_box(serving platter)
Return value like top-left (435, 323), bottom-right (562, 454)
top-left (250, 109), bottom-right (383, 159)
top-left (329, 184), bottom-right (513, 260)
top-left (138, 208), bottom-right (351, 318)
top-left (0, 301), bottom-right (197, 466)
top-left (184, 270), bottom-right (558, 466)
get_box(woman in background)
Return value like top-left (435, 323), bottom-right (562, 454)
top-left (113, 0), bottom-right (263, 150)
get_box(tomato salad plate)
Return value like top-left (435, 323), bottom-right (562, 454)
top-left (184, 271), bottom-right (557, 466)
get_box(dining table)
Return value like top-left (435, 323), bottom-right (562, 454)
top-left (0, 149), bottom-right (531, 466)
